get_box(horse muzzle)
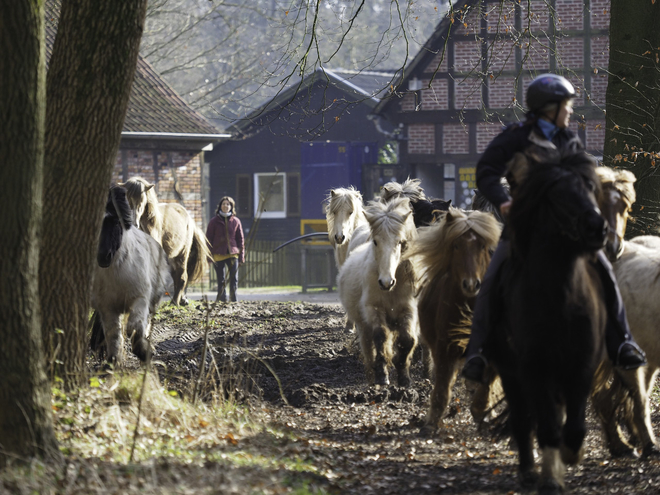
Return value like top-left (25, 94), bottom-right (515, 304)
top-left (378, 278), bottom-right (396, 291)
top-left (462, 278), bottom-right (481, 298)
top-left (334, 234), bottom-right (346, 244)
top-left (97, 252), bottom-right (113, 268)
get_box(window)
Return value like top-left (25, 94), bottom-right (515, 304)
top-left (443, 163), bottom-right (456, 204)
top-left (254, 172), bottom-right (286, 219)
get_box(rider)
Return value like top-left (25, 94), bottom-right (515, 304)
top-left (461, 73), bottom-right (647, 384)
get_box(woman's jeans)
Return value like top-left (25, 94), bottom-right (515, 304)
top-left (214, 258), bottom-right (239, 302)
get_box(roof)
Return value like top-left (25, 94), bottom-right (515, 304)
top-left (372, 0), bottom-right (476, 115)
top-left (44, 1), bottom-right (225, 140)
top-left (228, 67), bottom-right (395, 136)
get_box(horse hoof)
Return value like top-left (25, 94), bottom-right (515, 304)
top-left (538, 478), bottom-right (564, 495)
top-left (560, 445), bottom-right (584, 466)
top-left (397, 375), bottom-right (411, 388)
top-left (132, 340), bottom-right (152, 363)
top-left (519, 469), bottom-right (539, 488)
top-left (642, 443), bottom-right (660, 458)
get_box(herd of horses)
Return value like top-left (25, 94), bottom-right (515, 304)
top-left (326, 153), bottom-right (660, 494)
top-left (88, 155), bottom-right (660, 494)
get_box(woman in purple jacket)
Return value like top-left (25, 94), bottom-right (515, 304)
top-left (206, 196), bottom-right (245, 302)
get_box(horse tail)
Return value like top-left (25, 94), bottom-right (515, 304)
top-left (89, 310), bottom-right (106, 359)
top-left (187, 227), bottom-right (212, 283)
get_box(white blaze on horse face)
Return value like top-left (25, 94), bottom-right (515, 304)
top-left (458, 231), bottom-right (484, 298)
top-left (333, 208), bottom-right (355, 245)
top-left (373, 232), bottom-right (403, 291)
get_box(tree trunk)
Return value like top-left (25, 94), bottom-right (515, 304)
top-left (603, 0), bottom-right (660, 236)
top-left (0, 0), bottom-right (60, 465)
top-left (40, 0), bottom-right (148, 387)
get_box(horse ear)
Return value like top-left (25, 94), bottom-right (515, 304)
top-left (145, 184), bottom-right (155, 192)
top-left (331, 190), bottom-right (337, 197)
top-left (445, 208), bottom-right (456, 223)
top-left (507, 152), bottom-right (530, 189)
top-left (117, 182), bottom-right (125, 187)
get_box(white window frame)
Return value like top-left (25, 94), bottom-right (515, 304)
top-left (254, 172), bottom-right (287, 219)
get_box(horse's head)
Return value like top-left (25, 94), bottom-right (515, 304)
top-left (119, 177), bottom-right (155, 227)
top-left (380, 177), bottom-right (425, 204)
top-left (365, 197), bottom-right (417, 291)
top-left (411, 197), bottom-right (452, 227)
top-left (509, 151), bottom-right (607, 254)
top-left (97, 186), bottom-right (133, 268)
top-left (326, 187), bottom-right (364, 246)
top-left (596, 167), bottom-right (636, 261)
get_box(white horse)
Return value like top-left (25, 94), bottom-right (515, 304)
top-left (324, 187), bottom-right (367, 269)
top-left (337, 197), bottom-right (419, 387)
top-left (90, 186), bottom-right (173, 365)
top-left (591, 166), bottom-right (660, 458)
top-left (120, 177), bottom-right (211, 306)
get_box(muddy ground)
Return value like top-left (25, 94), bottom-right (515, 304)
top-left (145, 299), bottom-right (660, 494)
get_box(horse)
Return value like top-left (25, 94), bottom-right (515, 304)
top-left (411, 207), bottom-right (502, 433)
top-left (487, 150), bottom-right (608, 493)
top-left (379, 177), bottom-right (452, 227)
top-left (90, 186), bottom-right (173, 365)
top-left (590, 166), bottom-right (660, 458)
top-left (324, 187), bottom-right (367, 269)
top-left (337, 196), bottom-right (419, 387)
top-left (119, 177), bottom-right (211, 306)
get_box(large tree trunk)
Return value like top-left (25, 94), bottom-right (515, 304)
top-left (40, 0), bottom-right (148, 387)
top-left (603, 0), bottom-right (660, 236)
top-left (0, 0), bottom-right (60, 464)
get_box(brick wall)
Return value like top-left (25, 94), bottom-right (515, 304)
top-left (555, 0), bottom-right (584, 31)
top-left (489, 76), bottom-right (518, 108)
top-left (484, 1), bottom-right (515, 34)
top-left (455, 78), bottom-right (483, 109)
top-left (113, 150), bottom-right (205, 227)
top-left (422, 78), bottom-right (449, 110)
top-left (477, 122), bottom-right (504, 153)
top-left (590, 0), bottom-right (610, 30)
top-left (454, 41), bottom-right (482, 73)
top-left (519, 0), bottom-right (551, 31)
top-left (408, 124), bottom-right (436, 154)
top-left (556, 36), bottom-right (584, 69)
top-left (443, 124), bottom-right (469, 154)
top-left (586, 120), bottom-right (606, 152)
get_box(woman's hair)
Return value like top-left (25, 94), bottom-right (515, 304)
top-left (216, 196), bottom-right (236, 215)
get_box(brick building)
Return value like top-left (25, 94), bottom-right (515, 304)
top-left (374, 0), bottom-right (611, 209)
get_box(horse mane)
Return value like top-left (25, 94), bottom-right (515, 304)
top-left (122, 177), bottom-right (161, 226)
top-left (380, 177), bottom-right (426, 203)
top-left (595, 166), bottom-right (636, 210)
top-left (411, 208), bottom-right (501, 285)
top-left (509, 151), bottom-right (600, 250)
top-left (325, 186), bottom-right (363, 233)
top-left (364, 196), bottom-right (417, 240)
top-left (109, 186), bottom-right (134, 229)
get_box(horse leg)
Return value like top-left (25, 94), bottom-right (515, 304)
top-left (421, 348), bottom-right (458, 434)
top-left (592, 368), bottom-right (636, 457)
top-left (372, 325), bottom-right (390, 387)
top-left (470, 366), bottom-right (501, 425)
top-left (126, 302), bottom-right (152, 363)
top-left (500, 375), bottom-right (538, 487)
top-left (534, 385), bottom-right (568, 492)
top-left (358, 325), bottom-right (376, 385)
top-left (101, 313), bottom-right (124, 366)
top-left (619, 367), bottom-right (660, 457)
top-left (393, 313), bottom-right (417, 387)
top-left (171, 256), bottom-right (187, 306)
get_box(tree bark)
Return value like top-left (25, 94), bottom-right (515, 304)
top-left (41, 0), bottom-right (148, 387)
top-left (603, 0), bottom-right (660, 236)
top-left (0, 0), bottom-right (60, 464)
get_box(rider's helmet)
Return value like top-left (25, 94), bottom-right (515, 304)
top-left (526, 74), bottom-right (576, 113)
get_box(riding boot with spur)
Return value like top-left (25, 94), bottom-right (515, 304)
top-left (596, 251), bottom-right (647, 369)
top-left (461, 240), bottom-right (509, 384)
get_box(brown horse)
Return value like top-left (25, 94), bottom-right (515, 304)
top-left (411, 207), bottom-right (502, 433)
top-left (591, 166), bottom-right (660, 458)
top-left (120, 177), bottom-right (211, 306)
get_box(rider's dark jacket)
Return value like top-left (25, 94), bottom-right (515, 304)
top-left (476, 120), bottom-right (581, 213)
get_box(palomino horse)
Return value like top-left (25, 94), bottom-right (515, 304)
top-left (591, 166), bottom-right (660, 458)
top-left (337, 197), bottom-right (418, 387)
top-left (411, 207), bottom-right (502, 433)
top-left (488, 150), bottom-right (608, 493)
top-left (90, 186), bottom-right (173, 365)
top-left (120, 177), bottom-right (211, 306)
top-left (324, 186), bottom-right (367, 269)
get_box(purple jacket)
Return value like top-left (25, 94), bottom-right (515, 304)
top-left (206, 214), bottom-right (245, 264)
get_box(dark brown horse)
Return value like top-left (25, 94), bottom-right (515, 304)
top-left (412, 207), bottom-right (502, 433)
top-left (488, 150), bottom-right (608, 494)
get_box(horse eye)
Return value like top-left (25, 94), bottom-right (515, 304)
top-left (373, 239), bottom-right (378, 246)
top-left (488, 248), bottom-right (495, 256)
top-left (586, 180), bottom-right (597, 192)
top-left (400, 240), bottom-right (408, 251)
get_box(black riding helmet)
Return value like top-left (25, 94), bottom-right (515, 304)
top-left (526, 73), bottom-right (576, 113)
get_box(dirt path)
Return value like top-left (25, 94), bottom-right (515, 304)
top-left (148, 300), bottom-right (660, 494)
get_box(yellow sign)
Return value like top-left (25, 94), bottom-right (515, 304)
top-left (458, 167), bottom-right (476, 189)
